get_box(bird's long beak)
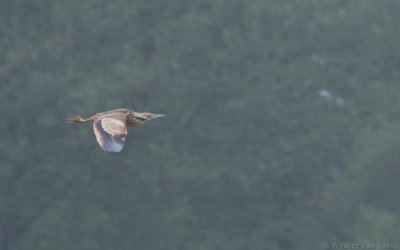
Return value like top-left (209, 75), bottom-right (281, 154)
top-left (152, 113), bottom-right (165, 118)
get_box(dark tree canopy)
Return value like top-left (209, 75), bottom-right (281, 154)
top-left (1, 1), bottom-right (400, 249)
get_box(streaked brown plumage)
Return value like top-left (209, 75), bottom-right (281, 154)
top-left (67, 108), bottom-right (165, 152)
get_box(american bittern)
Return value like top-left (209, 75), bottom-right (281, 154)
top-left (67, 108), bottom-right (165, 152)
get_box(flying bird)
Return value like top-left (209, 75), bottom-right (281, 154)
top-left (67, 108), bottom-right (165, 152)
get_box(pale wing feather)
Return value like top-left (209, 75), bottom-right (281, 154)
top-left (93, 118), bottom-right (128, 152)
top-left (101, 118), bottom-right (127, 135)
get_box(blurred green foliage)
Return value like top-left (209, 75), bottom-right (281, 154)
top-left (1, 0), bottom-right (400, 249)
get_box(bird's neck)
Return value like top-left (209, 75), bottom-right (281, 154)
top-left (127, 116), bottom-right (145, 127)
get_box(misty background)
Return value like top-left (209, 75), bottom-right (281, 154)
top-left (1, 1), bottom-right (400, 249)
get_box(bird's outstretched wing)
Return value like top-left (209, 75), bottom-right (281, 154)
top-left (93, 118), bottom-right (128, 152)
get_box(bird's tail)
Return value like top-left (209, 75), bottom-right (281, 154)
top-left (66, 116), bottom-right (89, 123)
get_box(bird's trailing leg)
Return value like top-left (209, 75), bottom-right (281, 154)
top-left (66, 116), bottom-right (91, 123)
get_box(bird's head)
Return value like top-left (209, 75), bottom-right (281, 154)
top-left (133, 111), bottom-right (165, 121)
